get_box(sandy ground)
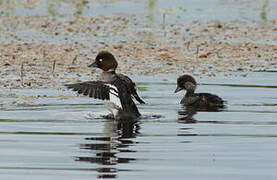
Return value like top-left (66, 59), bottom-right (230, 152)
top-left (0, 0), bottom-right (277, 89)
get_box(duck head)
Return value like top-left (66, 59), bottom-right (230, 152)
top-left (88, 51), bottom-right (118, 71)
top-left (174, 74), bottom-right (197, 93)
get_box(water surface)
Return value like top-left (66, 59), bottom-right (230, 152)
top-left (0, 72), bottom-right (277, 179)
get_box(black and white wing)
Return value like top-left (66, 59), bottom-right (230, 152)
top-left (65, 80), bottom-right (141, 117)
top-left (111, 78), bottom-right (141, 117)
top-left (65, 81), bottom-right (122, 108)
top-left (117, 74), bottom-right (145, 104)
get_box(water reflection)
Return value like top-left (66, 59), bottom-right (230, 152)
top-left (76, 120), bottom-right (140, 179)
top-left (178, 106), bottom-right (198, 123)
top-left (178, 105), bottom-right (224, 124)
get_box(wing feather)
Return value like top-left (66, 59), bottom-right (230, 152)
top-left (111, 78), bottom-right (141, 117)
top-left (65, 81), bottom-right (110, 101)
top-left (117, 74), bottom-right (145, 104)
top-left (65, 78), bottom-right (141, 118)
top-left (83, 86), bottom-right (89, 96)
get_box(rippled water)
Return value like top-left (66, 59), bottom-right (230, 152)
top-left (0, 72), bottom-right (276, 179)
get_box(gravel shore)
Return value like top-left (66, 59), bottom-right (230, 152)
top-left (1, 0), bottom-right (276, 89)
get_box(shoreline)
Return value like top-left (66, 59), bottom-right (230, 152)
top-left (1, 1), bottom-right (277, 89)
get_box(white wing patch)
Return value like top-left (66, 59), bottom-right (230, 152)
top-left (105, 84), bottom-right (122, 109)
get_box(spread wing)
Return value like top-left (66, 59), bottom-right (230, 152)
top-left (65, 81), bottom-right (111, 100)
top-left (117, 74), bottom-right (145, 104)
top-left (65, 80), bottom-right (140, 117)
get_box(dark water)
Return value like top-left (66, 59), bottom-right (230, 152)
top-left (0, 72), bottom-right (277, 179)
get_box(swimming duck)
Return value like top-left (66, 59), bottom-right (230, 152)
top-left (65, 51), bottom-right (145, 120)
top-left (174, 74), bottom-right (224, 108)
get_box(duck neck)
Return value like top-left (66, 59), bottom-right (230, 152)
top-left (105, 69), bottom-right (116, 74)
top-left (185, 90), bottom-right (195, 97)
top-left (107, 69), bottom-right (115, 73)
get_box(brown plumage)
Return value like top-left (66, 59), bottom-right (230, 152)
top-left (175, 74), bottom-right (225, 108)
top-left (88, 51), bottom-right (118, 71)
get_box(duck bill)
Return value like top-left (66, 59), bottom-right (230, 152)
top-left (174, 86), bottom-right (182, 93)
top-left (88, 61), bottom-right (98, 68)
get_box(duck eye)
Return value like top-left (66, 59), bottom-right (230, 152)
top-left (99, 58), bottom-right (103, 62)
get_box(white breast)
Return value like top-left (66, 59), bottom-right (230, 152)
top-left (106, 84), bottom-right (122, 108)
top-left (104, 84), bottom-right (122, 117)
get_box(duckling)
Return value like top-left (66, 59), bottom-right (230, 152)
top-left (174, 74), bottom-right (224, 108)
